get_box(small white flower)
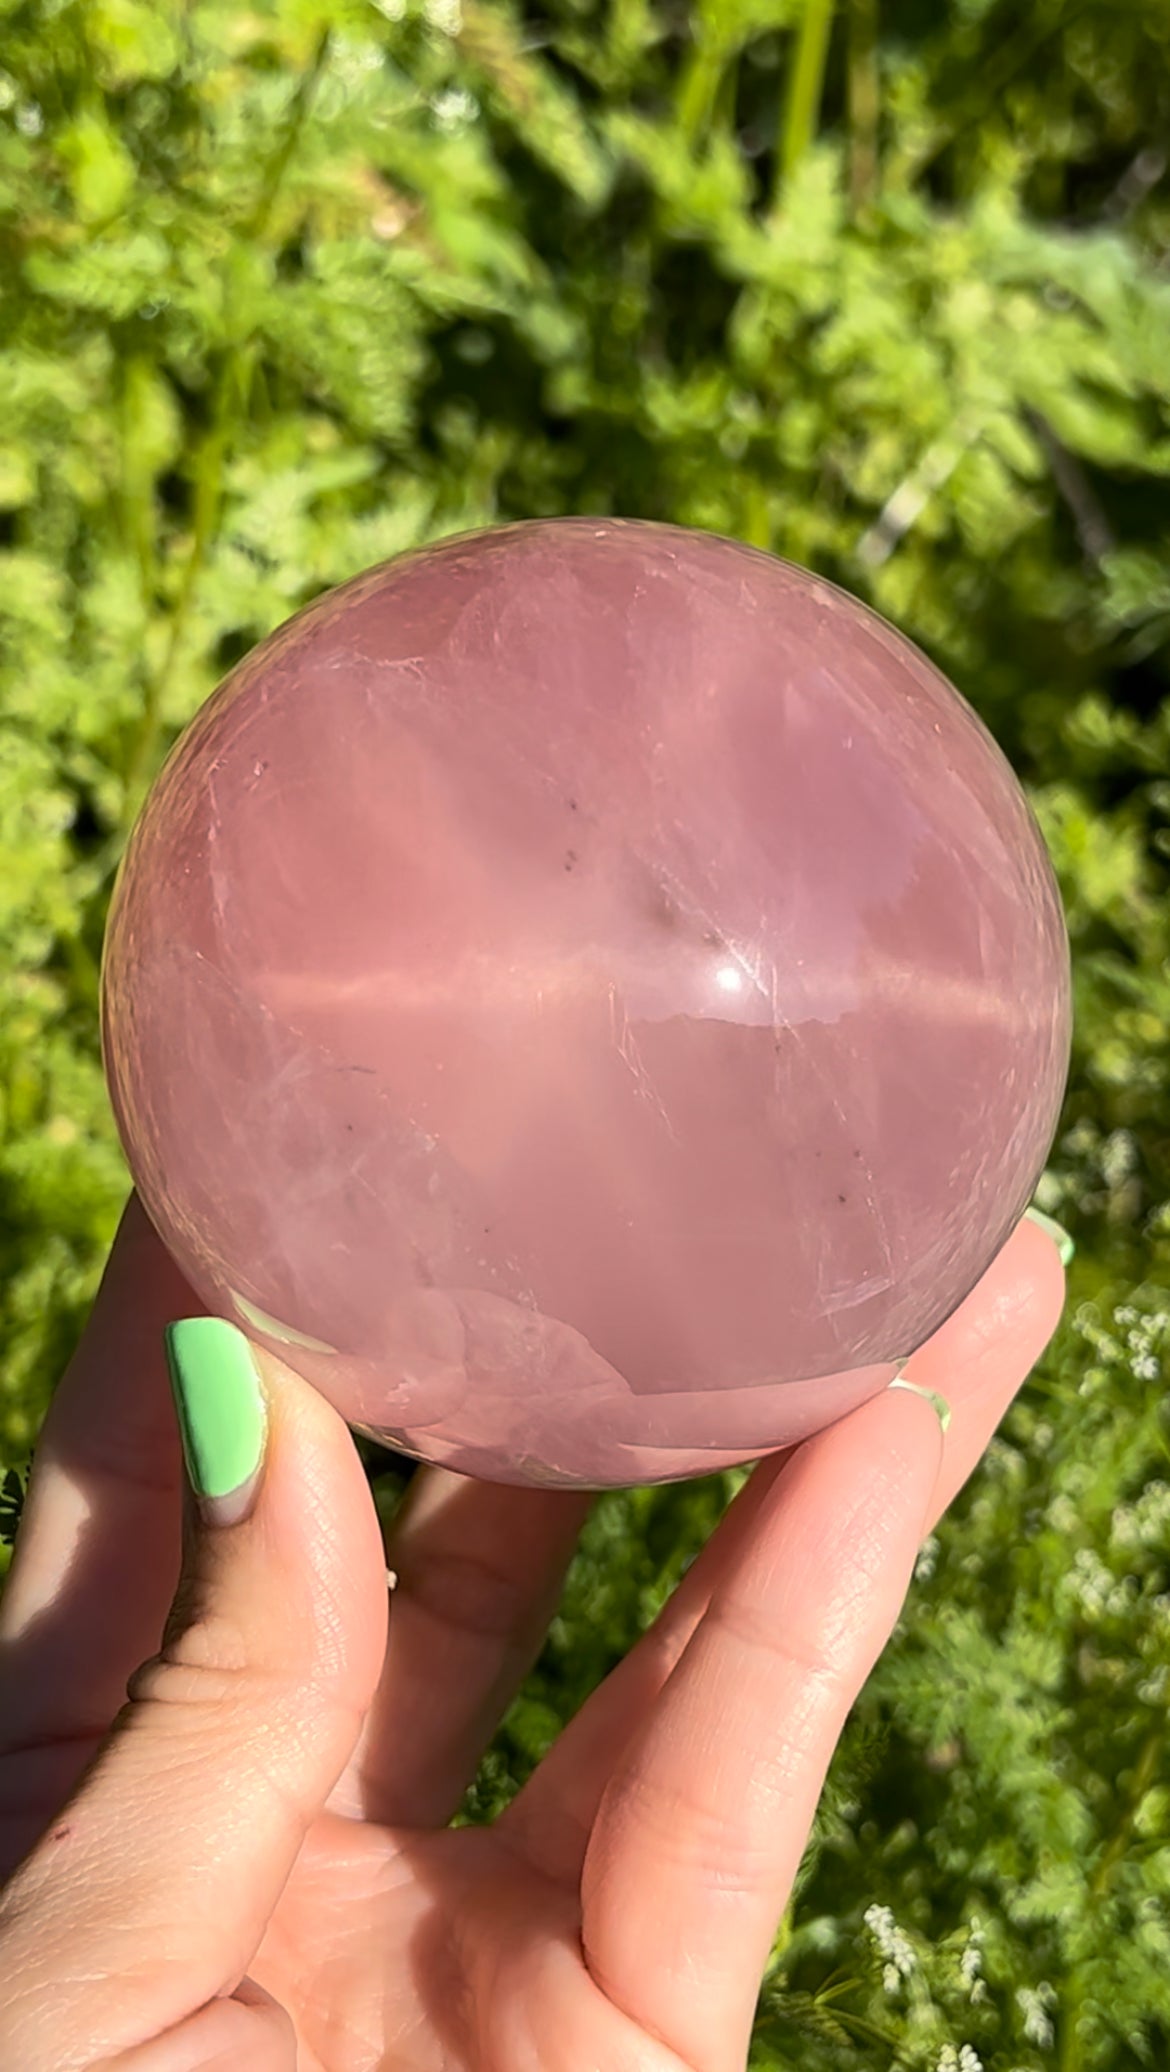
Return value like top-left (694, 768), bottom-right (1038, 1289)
top-left (1109, 1481), bottom-right (1170, 1569)
top-left (1101, 1128), bottom-right (1137, 1188)
top-left (1017, 1981), bottom-right (1057, 2048)
top-left (423, 0), bottom-right (462, 33)
top-left (959, 1922), bottom-right (989, 2004)
top-left (1048, 1493), bottom-right (1079, 1535)
top-left (863, 1902), bottom-right (915, 1991)
top-left (430, 85), bottom-right (477, 129)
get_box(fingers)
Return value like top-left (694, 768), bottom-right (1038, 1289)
top-left (582, 1384), bottom-right (945, 2072)
top-left (572, 1217), bottom-right (1067, 2072)
top-left (0, 1194), bottom-right (200, 1865)
top-left (507, 1210), bottom-right (1060, 2055)
top-left (0, 1183), bottom-right (591, 1861)
top-left (106, 1979), bottom-right (295, 2071)
top-left (0, 1329), bottom-right (387, 2072)
top-left (331, 1469), bottom-right (590, 1825)
top-left (912, 1210), bottom-right (1067, 1530)
top-left (501, 1443), bottom-right (798, 1883)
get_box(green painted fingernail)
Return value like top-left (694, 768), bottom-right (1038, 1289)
top-left (888, 1375), bottom-right (952, 1433)
top-left (1024, 1206), bottom-right (1075, 1267)
top-left (164, 1318), bottom-right (267, 1527)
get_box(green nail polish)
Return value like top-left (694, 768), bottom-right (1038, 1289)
top-left (1024, 1205), bottom-right (1075, 1267)
top-left (888, 1376), bottom-right (952, 1433)
top-left (164, 1318), bottom-right (266, 1524)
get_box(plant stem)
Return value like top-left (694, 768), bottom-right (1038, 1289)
top-left (1090, 1725), bottom-right (1163, 1902)
top-left (244, 23), bottom-right (332, 239)
top-left (120, 355), bottom-right (159, 606)
top-left (777, 0), bottom-right (836, 197)
top-left (675, 0), bottom-right (732, 148)
top-left (119, 354), bottom-right (238, 815)
top-left (117, 26), bottom-right (331, 830)
top-left (1058, 1724), bottom-right (1165, 2072)
top-left (846, 0), bottom-right (878, 211)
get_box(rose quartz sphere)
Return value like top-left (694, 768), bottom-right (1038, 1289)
top-left (101, 519), bottom-right (1070, 1487)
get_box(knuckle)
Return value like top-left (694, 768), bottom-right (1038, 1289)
top-left (606, 1763), bottom-right (781, 1899)
top-left (397, 1544), bottom-right (534, 1647)
top-left (125, 1645), bottom-right (250, 1718)
top-left (708, 1592), bottom-right (855, 1698)
top-left (125, 1603), bottom-right (260, 1715)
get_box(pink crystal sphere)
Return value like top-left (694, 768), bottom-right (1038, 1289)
top-left (101, 519), bottom-right (1071, 1487)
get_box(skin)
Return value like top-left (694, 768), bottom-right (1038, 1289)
top-left (0, 1193), bottom-right (1066, 2072)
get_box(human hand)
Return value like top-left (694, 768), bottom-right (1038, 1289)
top-left (0, 1194), bottom-right (1066, 2071)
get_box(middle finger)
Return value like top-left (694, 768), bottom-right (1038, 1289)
top-left (330, 1467), bottom-right (590, 1825)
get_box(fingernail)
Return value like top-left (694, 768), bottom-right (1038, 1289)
top-left (888, 1375), bottom-right (952, 1433)
top-left (1024, 1206), bottom-right (1075, 1267)
top-left (164, 1318), bottom-right (267, 1528)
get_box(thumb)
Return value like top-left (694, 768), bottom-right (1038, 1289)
top-left (0, 1318), bottom-right (389, 2070)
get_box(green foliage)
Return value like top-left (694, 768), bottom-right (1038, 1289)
top-left (2, 0), bottom-right (1169, 2063)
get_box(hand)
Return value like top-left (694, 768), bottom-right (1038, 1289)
top-left (0, 1194), bottom-right (1065, 2072)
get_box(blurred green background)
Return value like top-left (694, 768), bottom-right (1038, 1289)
top-left (1, 0), bottom-right (1169, 2064)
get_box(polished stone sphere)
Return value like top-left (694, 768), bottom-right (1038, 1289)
top-left (101, 519), bottom-right (1071, 1487)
